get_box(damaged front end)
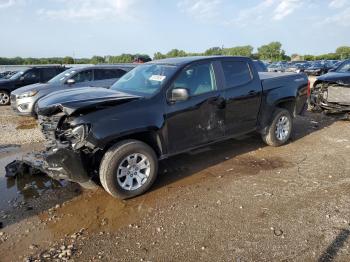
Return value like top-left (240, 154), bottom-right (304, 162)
top-left (310, 82), bottom-right (350, 117)
top-left (5, 112), bottom-right (99, 189)
top-left (37, 113), bottom-right (99, 187)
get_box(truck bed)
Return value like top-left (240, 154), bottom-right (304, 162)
top-left (258, 72), bottom-right (300, 80)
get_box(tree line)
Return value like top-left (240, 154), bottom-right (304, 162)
top-left (1, 42), bottom-right (350, 65)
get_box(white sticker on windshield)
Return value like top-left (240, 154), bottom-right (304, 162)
top-left (149, 75), bottom-right (166, 82)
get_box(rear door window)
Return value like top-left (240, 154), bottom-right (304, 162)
top-left (221, 61), bottom-right (252, 88)
top-left (41, 68), bottom-right (59, 82)
top-left (94, 69), bottom-right (126, 80)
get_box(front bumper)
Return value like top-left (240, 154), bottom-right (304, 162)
top-left (43, 148), bottom-right (93, 183)
top-left (5, 148), bottom-right (92, 185)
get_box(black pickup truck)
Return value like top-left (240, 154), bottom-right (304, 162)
top-left (36, 56), bottom-right (309, 199)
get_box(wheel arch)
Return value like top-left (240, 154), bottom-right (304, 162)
top-left (101, 130), bottom-right (165, 159)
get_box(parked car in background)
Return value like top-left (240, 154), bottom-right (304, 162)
top-left (286, 63), bottom-right (307, 73)
top-left (304, 62), bottom-right (328, 76)
top-left (328, 60), bottom-right (344, 72)
top-left (253, 60), bottom-right (268, 72)
top-left (0, 66), bottom-right (66, 105)
top-left (0, 71), bottom-right (17, 79)
top-left (267, 63), bottom-right (286, 72)
top-left (11, 64), bottom-right (136, 116)
top-left (309, 59), bottom-right (350, 115)
top-left (36, 56), bottom-right (309, 199)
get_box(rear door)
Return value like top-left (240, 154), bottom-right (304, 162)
top-left (92, 69), bottom-right (127, 88)
top-left (220, 59), bottom-right (262, 136)
top-left (165, 61), bottom-right (226, 154)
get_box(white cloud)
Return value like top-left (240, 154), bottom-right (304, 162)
top-left (273, 0), bottom-right (303, 20)
top-left (0, 0), bottom-right (23, 8)
top-left (323, 6), bottom-right (350, 26)
top-left (322, 0), bottom-right (350, 26)
top-left (329, 0), bottom-right (349, 9)
top-left (229, 0), bottom-right (305, 26)
top-left (177, 0), bottom-right (222, 22)
top-left (38, 0), bottom-right (138, 21)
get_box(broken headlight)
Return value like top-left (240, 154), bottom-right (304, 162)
top-left (64, 124), bottom-right (89, 150)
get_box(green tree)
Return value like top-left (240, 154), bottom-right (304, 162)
top-left (336, 46), bottom-right (350, 59)
top-left (204, 47), bottom-right (223, 56)
top-left (223, 45), bottom-right (253, 57)
top-left (63, 56), bottom-right (75, 64)
top-left (153, 52), bottom-right (166, 60)
top-left (257, 42), bottom-right (285, 61)
top-left (90, 56), bottom-right (105, 64)
top-left (166, 49), bottom-right (187, 58)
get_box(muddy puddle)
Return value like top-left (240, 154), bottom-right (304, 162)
top-left (41, 151), bottom-right (294, 237)
top-left (0, 139), bottom-right (294, 234)
top-left (0, 144), bottom-right (71, 212)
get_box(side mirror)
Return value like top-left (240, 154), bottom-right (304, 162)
top-left (328, 68), bottom-right (335, 72)
top-left (66, 79), bottom-right (75, 85)
top-left (169, 88), bottom-right (189, 103)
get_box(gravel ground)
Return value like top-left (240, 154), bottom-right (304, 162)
top-left (0, 110), bottom-right (349, 262)
top-left (0, 106), bottom-right (44, 145)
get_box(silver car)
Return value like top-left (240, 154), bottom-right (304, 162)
top-left (11, 65), bottom-right (135, 116)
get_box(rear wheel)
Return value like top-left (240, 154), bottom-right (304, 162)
top-left (0, 90), bottom-right (10, 105)
top-left (100, 140), bottom-right (158, 199)
top-left (262, 108), bottom-right (293, 147)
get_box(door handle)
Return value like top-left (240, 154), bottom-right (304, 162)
top-left (248, 90), bottom-right (257, 96)
top-left (209, 96), bottom-right (226, 109)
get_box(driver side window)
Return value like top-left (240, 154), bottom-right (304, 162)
top-left (172, 63), bottom-right (217, 96)
top-left (71, 70), bottom-right (93, 83)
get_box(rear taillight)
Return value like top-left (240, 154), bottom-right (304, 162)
top-left (307, 80), bottom-right (311, 97)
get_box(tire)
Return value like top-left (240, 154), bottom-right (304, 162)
top-left (261, 108), bottom-right (293, 147)
top-left (99, 139), bottom-right (158, 199)
top-left (0, 90), bottom-right (10, 106)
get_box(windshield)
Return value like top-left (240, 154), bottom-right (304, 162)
top-left (9, 71), bottom-right (24, 80)
top-left (111, 64), bottom-right (178, 96)
top-left (48, 68), bottom-right (78, 84)
top-left (336, 62), bottom-right (350, 73)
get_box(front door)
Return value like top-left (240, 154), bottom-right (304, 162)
top-left (165, 62), bottom-right (225, 154)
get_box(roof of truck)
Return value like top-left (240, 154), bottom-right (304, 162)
top-left (150, 56), bottom-right (249, 66)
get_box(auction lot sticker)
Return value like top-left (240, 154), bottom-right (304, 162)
top-left (149, 75), bottom-right (166, 82)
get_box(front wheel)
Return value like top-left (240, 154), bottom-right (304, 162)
top-left (0, 90), bottom-right (10, 105)
top-left (100, 140), bottom-right (158, 199)
top-left (262, 108), bottom-right (293, 147)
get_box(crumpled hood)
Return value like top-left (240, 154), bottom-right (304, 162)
top-left (11, 83), bottom-right (53, 95)
top-left (317, 72), bottom-right (350, 85)
top-left (37, 86), bottom-right (141, 116)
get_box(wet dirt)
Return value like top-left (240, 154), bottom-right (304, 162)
top-left (1, 111), bottom-right (350, 261)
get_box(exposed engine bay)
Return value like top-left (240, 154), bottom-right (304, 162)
top-left (310, 82), bottom-right (350, 117)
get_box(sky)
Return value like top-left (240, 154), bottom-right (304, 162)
top-left (0, 0), bottom-right (349, 58)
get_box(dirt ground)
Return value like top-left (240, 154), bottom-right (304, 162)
top-left (1, 77), bottom-right (350, 261)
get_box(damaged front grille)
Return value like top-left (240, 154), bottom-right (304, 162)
top-left (310, 82), bottom-right (350, 113)
top-left (38, 113), bottom-right (66, 150)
